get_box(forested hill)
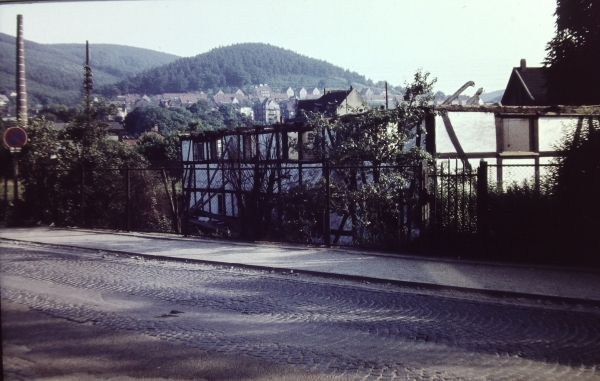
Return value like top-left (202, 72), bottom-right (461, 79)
top-left (104, 43), bottom-right (375, 95)
top-left (0, 33), bottom-right (180, 106)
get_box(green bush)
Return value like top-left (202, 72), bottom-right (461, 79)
top-left (549, 118), bottom-right (600, 264)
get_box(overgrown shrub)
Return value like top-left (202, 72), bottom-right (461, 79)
top-left (16, 101), bottom-right (179, 233)
top-left (484, 117), bottom-right (600, 266)
top-left (289, 70), bottom-right (435, 249)
top-left (549, 117), bottom-right (600, 264)
top-left (486, 180), bottom-right (559, 263)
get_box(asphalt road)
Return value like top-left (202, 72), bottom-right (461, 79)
top-left (2, 241), bottom-right (600, 381)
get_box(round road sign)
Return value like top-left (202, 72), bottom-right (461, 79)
top-left (3, 127), bottom-right (28, 148)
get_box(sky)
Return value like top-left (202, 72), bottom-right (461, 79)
top-left (0, 0), bottom-right (558, 95)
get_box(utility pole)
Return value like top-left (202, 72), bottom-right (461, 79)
top-left (83, 40), bottom-right (93, 122)
top-left (80, 41), bottom-right (93, 226)
top-left (385, 81), bottom-right (388, 110)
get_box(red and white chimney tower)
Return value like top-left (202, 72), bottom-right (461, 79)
top-left (16, 14), bottom-right (27, 127)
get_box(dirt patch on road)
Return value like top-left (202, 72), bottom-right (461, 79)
top-left (2, 300), bottom-right (345, 381)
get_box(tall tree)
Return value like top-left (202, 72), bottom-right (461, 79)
top-left (544, 0), bottom-right (600, 105)
top-left (550, 117), bottom-right (600, 258)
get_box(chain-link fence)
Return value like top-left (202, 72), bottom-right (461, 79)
top-left (487, 163), bottom-right (557, 193)
top-left (428, 160), bottom-right (561, 259)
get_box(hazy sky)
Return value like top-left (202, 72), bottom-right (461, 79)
top-left (0, 0), bottom-right (557, 94)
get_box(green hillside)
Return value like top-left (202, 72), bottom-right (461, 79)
top-left (106, 43), bottom-right (377, 95)
top-left (0, 33), bottom-right (180, 106)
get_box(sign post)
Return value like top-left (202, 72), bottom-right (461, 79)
top-left (4, 127), bottom-right (27, 149)
top-left (3, 127), bottom-right (28, 216)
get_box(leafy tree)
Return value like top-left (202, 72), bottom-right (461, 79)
top-left (186, 119), bottom-right (212, 132)
top-left (123, 106), bottom-right (192, 136)
top-left (16, 97), bottom-right (181, 233)
top-left (217, 104), bottom-right (253, 129)
top-left (488, 116), bottom-right (600, 266)
top-left (187, 99), bottom-right (212, 115)
top-left (544, 0), bottom-right (600, 105)
top-left (135, 130), bottom-right (181, 166)
top-left (549, 117), bottom-right (600, 260)
top-left (434, 91), bottom-right (446, 100)
top-left (19, 100), bottom-right (145, 226)
top-left (124, 101), bottom-right (252, 137)
top-left (289, 70), bottom-right (436, 247)
top-left (37, 104), bottom-right (78, 123)
top-left (188, 100), bottom-right (224, 130)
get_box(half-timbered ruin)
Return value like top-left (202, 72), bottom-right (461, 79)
top-left (180, 101), bottom-right (600, 244)
top-left (180, 123), bottom-right (324, 237)
top-left (431, 104), bottom-right (600, 188)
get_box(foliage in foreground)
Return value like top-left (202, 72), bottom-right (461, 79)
top-left (275, 70), bottom-right (436, 248)
top-left (549, 117), bottom-right (600, 260)
top-left (15, 100), bottom-right (178, 232)
top-left (482, 117), bottom-right (600, 265)
top-left (544, 0), bottom-right (600, 105)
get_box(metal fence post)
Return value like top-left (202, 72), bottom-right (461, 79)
top-left (324, 161), bottom-right (331, 247)
top-left (477, 160), bottom-right (488, 238)
top-left (419, 159), bottom-right (430, 251)
top-left (125, 165), bottom-right (130, 232)
top-left (171, 178), bottom-right (180, 234)
top-left (80, 167), bottom-right (85, 227)
top-left (420, 159), bottom-right (430, 227)
top-left (12, 151), bottom-right (19, 210)
top-left (3, 172), bottom-right (7, 223)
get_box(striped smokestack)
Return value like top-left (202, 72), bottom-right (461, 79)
top-left (16, 14), bottom-right (27, 127)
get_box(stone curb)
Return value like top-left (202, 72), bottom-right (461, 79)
top-left (33, 227), bottom-right (600, 275)
top-left (2, 236), bottom-right (600, 309)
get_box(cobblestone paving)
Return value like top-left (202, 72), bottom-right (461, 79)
top-left (2, 243), bottom-right (600, 381)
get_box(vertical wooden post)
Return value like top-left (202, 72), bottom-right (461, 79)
top-left (254, 129), bottom-right (261, 239)
top-left (183, 163), bottom-right (193, 236)
top-left (172, 179), bottom-right (179, 234)
top-left (420, 159), bottom-right (430, 242)
top-left (275, 127), bottom-right (283, 225)
top-left (206, 163), bottom-right (211, 215)
top-left (430, 160), bottom-right (438, 235)
top-left (534, 157), bottom-right (540, 193)
top-left (496, 157), bottom-right (503, 192)
top-left (477, 160), bottom-right (488, 238)
top-left (385, 81), bottom-right (388, 110)
top-left (532, 117), bottom-right (540, 193)
top-left (425, 111), bottom-right (436, 156)
top-left (298, 131), bottom-right (303, 187)
top-left (161, 168), bottom-right (178, 233)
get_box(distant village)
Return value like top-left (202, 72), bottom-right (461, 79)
top-left (110, 83), bottom-right (481, 126)
top-left (0, 83), bottom-right (478, 128)
top-left (109, 84), bottom-right (410, 125)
